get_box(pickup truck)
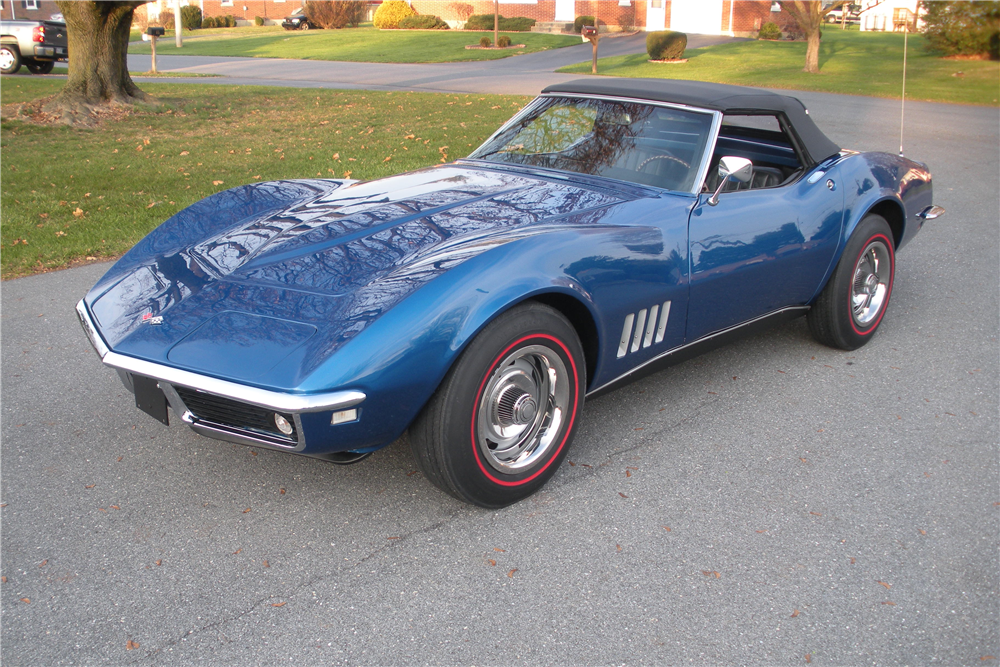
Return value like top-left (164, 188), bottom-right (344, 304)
top-left (0, 18), bottom-right (68, 75)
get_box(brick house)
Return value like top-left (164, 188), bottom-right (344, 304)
top-left (137, 0), bottom-right (791, 36)
top-left (1, 0), bottom-right (63, 21)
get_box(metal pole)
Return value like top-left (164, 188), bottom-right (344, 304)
top-left (151, 35), bottom-right (158, 73)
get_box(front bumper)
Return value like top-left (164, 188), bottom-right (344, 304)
top-left (76, 299), bottom-right (366, 454)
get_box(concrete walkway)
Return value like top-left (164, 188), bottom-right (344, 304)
top-left (125, 33), bottom-right (737, 95)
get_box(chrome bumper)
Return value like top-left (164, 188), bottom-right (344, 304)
top-left (75, 299), bottom-right (366, 415)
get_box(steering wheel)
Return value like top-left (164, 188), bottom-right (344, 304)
top-left (638, 153), bottom-right (690, 171)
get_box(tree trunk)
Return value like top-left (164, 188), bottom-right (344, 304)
top-left (804, 24), bottom-right (821, 73)
top-left (782, 0), bottom-right (844, 74)
top-left (44, 1), bottom-right (153, 125)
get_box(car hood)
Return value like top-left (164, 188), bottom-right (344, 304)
top-left (86, 164), bottom-right (630, 386)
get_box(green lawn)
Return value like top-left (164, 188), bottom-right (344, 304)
top-left (0, 78), bottom-right (528, 278)
top-left (559, 27), bottom-right (999, 106)
top-left (129, 25), bottom-right (581, 63)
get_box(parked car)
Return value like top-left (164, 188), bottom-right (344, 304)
top-left (77, 78), bottom-right (943, 507)
top-left (280, 10), bottom-right (314, 30)
top-left (0, 17), bottom-right (67, 75)
top-left (826, 3), bottom-right (861, 23)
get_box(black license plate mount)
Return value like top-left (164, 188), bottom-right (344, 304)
top-left (133, 374), bottom-right (169, 425)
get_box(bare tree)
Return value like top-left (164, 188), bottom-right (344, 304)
top-left (44, 1), bottom-right (154, 125)
top-left (782, 0), bottom-right (846, 73)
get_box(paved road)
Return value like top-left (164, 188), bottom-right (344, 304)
top-left (124, 33), bottom-right (734, 94)
top-left (2, 50), bottom-right (998, 665)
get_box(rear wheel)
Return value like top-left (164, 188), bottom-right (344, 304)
top-left (410, 302), bottom-right (585, 508)
top-left (1, 45), bottom-right (21, 75)
top-left (25, 59), bottom-right (54, 75)
top-left (809, 214), bottom-right (895, 350)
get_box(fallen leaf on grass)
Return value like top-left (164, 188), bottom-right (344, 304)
top-left (212, 180), bottom-right (224, 186)
top-left (507, 569), bottom-right (517, 578)
top-left (383, 156), bottom-right (392, 162)
top-left (73, 207), bottom-right (84, 218)
top-left (271, 601), bottom-right (286, 607)
top-left (790, 609), bottom-right (800, 618)
top-left (179, 151), bottom-right (189, 156)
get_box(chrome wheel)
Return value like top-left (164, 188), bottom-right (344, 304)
top-left (476, 344), bottom-right (570, 474)
top-left (851, 239), bottom-right (891, 327)
top-left (0, 47), bottom-right (16, 73)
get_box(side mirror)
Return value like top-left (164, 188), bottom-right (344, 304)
top-left (708, 156), bottom-right (753, 206)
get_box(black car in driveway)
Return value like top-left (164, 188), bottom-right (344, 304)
top-left (280, 10), bottom-right (315, 30)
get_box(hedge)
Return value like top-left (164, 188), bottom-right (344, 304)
top-left (399, 15), bottom-right (450, 29)
top-left (464, 14), bottom-right (535, 31)
top-left (574, 15), bottom-right (595, 33)
top-left (180, 5), bottom-right (202, 30)
top-left (646, 30), bottom-right (687, 60)
top-left (758, 22), bottom-right (781, 40)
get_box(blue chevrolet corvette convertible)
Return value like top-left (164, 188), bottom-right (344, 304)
top-left (78, 79), bottom-right (944, 507)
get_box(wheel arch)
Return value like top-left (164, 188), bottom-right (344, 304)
top-left (528, 291), bottom-right (600, 390)
top-left (863, 198), bottom-right (905, 249)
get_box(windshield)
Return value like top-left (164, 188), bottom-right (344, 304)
top-left (469, 96), bottom-right (715, 193)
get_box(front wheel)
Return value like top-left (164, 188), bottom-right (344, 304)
top-left (808, 214), bottom-right (895, 350)
top-left (0, 45), bottom-right (21, 75)
top-left (410, 302), bottom-right (585, 508)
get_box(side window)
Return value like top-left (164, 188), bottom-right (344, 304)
top-left (705, 114), bottom-right (803, 192)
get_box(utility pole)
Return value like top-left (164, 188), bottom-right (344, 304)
top-left (175, 0), bottom-right (183, 48)
top-left (494, 0), bottom-right (498, 47)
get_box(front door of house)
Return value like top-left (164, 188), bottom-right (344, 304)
top-left (555, 0), bottom-right (575, 22)
top-left (669, 0), bottom-right (722, 34)
top-left (645, 0), bottom-right (665, 30)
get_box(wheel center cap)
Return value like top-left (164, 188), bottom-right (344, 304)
top-left (512, 394), bottom-right (537, 424)
top-left (864, 274), bottom-right (879, 294)
top-left (495, 385), bottom-right (537, 427)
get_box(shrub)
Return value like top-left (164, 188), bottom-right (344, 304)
top-left (373, 0), bottom-right (415, 29)
top-left (399, 15), bottom-right (450, 29)
top-left (646, 30), bottom-right (687, 60)
top-left (497, 34), bottom-right (512, 47)
top-left (180, 5), bottom-right (202, 30)
top-left (307, 0), bottom-right (366, 29)
top-left (479, 35), bottom-right (491, 47)
top-left (574, 15), bottom-right (595, 33)
top-left (155, 10), bottom-right (174, 28)
top-left (921, 0), bottom-right (1000, 58)
top-left (757, 21), bottom-right (781, 40)
top-left (201, 16), bottom-right (216, 29)
top-left (254, 15), bottom-right (264, 26)
top-left (448, 2), bottom-right (473, 21)
top-left (465, 14), bottom-right (535, 31)
top-left (224, 15), bottom-right (235, 28)
top-left (617, 8), bottom-right (636, 32)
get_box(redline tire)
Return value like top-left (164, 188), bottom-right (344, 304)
top-left (410, 302), bottom-right (585, 508)
top-left (809, 214), bottom-right (895, 350)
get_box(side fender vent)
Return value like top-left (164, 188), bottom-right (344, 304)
top-left (617, 301), bottom-right (671, 358)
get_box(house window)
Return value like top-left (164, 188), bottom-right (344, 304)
top-left (221, 0), bottom-right (233, 6)
top-left (23, 0), bottom-right (39, 9)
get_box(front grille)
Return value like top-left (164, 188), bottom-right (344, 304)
top-left (173, 386), bottom-right (297, 442)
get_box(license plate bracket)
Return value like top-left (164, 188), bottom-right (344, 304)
top-left (133, 374), bottom-right (169, 425)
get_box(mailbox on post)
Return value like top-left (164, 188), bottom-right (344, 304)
top-left (146, 26), bottom-right (165, 73)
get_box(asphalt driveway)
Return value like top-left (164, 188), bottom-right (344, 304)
top-left (2, 49), bottom-right (998, 665)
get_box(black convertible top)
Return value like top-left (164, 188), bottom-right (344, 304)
top-left (542, 78), bottom-right (841, 166)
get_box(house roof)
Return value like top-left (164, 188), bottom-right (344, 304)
top-left (541, 78), bottom-right (841, 165)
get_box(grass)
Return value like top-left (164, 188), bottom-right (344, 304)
top-left (0, 78), bottom-right (528, 278)
top-left (128, 25), bottom-right (581, 63)
top-left (559, 27), bottom-right (999, 106)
